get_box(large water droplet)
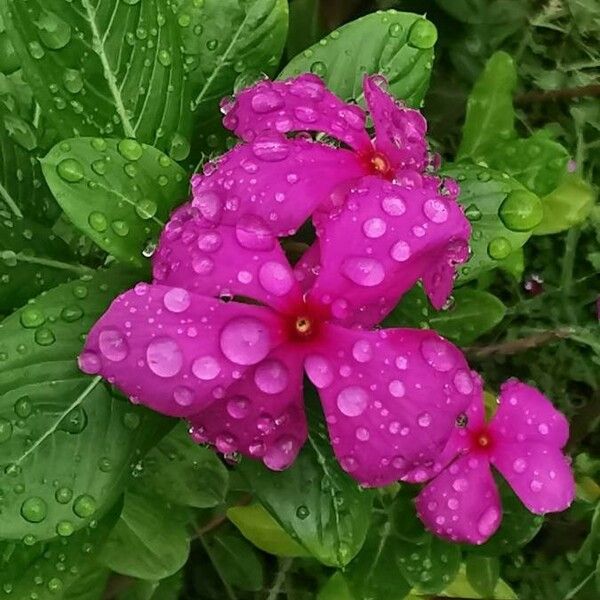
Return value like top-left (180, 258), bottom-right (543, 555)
top-left (390, 240), bottom-right (411, 262)
top-left (254, 359), bottom-right (289, 394)
top-left (146, 337), bottom-right (183, 377)
top-left (263, 436), bottom-right (298, 470)
top-left (423, 198), bottom-right (449, 223)
top-left (362, 217), bottom-right (387, 238)
top-left (220, 317), bottom-right (270, 366)
top-left (352, 339), bottom-right (372, 363)
top-left (336, 386), bottom-right (368, 417)
top-left (73, 494), bottom-right (96, 518)
top-left (192, 356), bottom-right (221, 381)
top-left (341, 257), bottom-right (385, 287)
top-left (304, 354), bottom-right (334, 389)
top-left (98, 329), bottom-right (128, 362)
top-left (20, 497), bottom-right (47, 523)
top-left (226, 396), bottom-right (250, 419)
top-left (258, 262), bottom-right (293, 296)
top-left (163, 288), bottom-right (191, 313)
top-left (57, 158), bottom-right (84, 183)
top-left (499, 189), bottom-right (543, 232)
top-left (251, 90), bottom-right (284, 114)
top-left (235, 215), bottom-right (275, 250)
top-left (487, 237), bottom-right (512, 260)
top-left (477, 506), bottom-right (500, 537)
top-left (408, 19), bottom-right (438, 49)
top-left (420, 337), bottom-right (455, 372)
top-left (117, 138), bottom-right (143, 161)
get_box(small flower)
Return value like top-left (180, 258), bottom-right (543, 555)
top-left (413, 379), bottom-right (575, 544)
top-left (79, 216), bottom-right (478, 487)
top-left (191, 73), bottom-right (471, 320)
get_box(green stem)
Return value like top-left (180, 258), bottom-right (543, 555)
top-left (560, 227), bottom-right (580, 293)
top-left (12, 253), bottom-right (94, 275)
top-left (266, 558), bottom-right (293, 600)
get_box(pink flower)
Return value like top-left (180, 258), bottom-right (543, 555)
top-left (79, 215), bottom-right (478, 487)
top-left (187, 73), bottom-right (470, 323)
top-left (413, 379), bottom-right (575, 544)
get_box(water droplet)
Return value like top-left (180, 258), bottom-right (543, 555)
top-left (59, 407), bottom-right (88, 434)
top-left (251, 90), bottom-right (284, 114)
top-left (91, 159), bottom-right (107, 175)
top-left (423, 198), bottom-right (449, 223)
top-left (296, 505), bottom-right (310, 519)
top-left (389, 22), bottom-right (402, 37)
top-left (310, 61), bottom-right (327, 77)
top-left (35, 11), bottom-right (71, 49)
top-left (341, 256), bottom-right (385, 287)
top-left (356, 426), bottom-right (370, 441)
top-left (169, 132), bottom-right (190, 161)
top-left (408, 19), bottom-right (438, 49)
top-left (99, 328), bottom-right (128, 361)
top-left (389, 380), bottom-right (406, 398)
top-left (78, 351), bottom-right (101, 375)
top-left (192, 356), bottom-right (221, 381)
top-left (304, 354), bottom-right (334, 389)
top-left (136, 198), bottom-right (158, 220)
top-left (263, 435), bottom-right (298, 470)
top-left (420, 337), bottom-right (455, 371)
top-left (453, 370), bottom-right (473, 394)
top-left (20, 307), bottom-right (45, 328)
top-left (465, 204), bottom-right (482, 221)
top-left (417, 412), bottom-right (432, 427)
top-left (146, 337), bottom-right (183, 377)
top-left (14, 396), bottom-right (32, 418)
top-left (0, 419), bottom-right (13, 443)
top-left (352, 339), bottom-right (373, 363)
top-left (226, 396), bottom-right (250, 419)
top-left (56, 520), bottom-right (74, 537)
top-left (88, 211), bottom-right (108, 232)
top-left (487, 237), bottom-right (512, 260)
top-left (111, 220), bottom-right (129, 237)
top-left (235, 214), bottom-right (275, 250)
top-left (512, 458), bottom-right (527, 473)
top-left (57, 158), bottom-right (84, 183)
top-left (163, 288), bottom-right (191, 313)
top-left (34, 327), bottom-right (55, 346)
top-left (173, 386), bottom-right (194, 407)
top-left (362, 217), bottom-right (387, 238)
top-left (251, 137), bottom-right (290, 162)
top-left (63, 69), bottom-right (84, 94)
top-left (258, 262), bottom-right (293, 296)
top-left (117, 139), bottom-right (143, 161)
top-left (220, 317), bottom-right (270, 366)
top-left (382, 194), bottom-right (406, 216)
top-left (73, 494), bottom-right (96, 518)
top-left (390, 240), bottom-right (411, 262)
top-left (499, 189), bottom-right (543, 232)
top-left (477, 505), bottom-right (500, 537)
top-left (337, 386), bottom-right (368, 417)
top-left (158, 49), bottom-right (172, 66)
top-left (20, 497), bottom-right (47, 523)
top-left (254, 359), bottom-right (289, 394)
top-left (452, 478), bottom-right (468, 492)
top-left (28, 41), bottom-right (45, 59)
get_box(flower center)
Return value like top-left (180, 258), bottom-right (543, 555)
top-left (470, 427), bottom-right (494, 453)
top-left (369, 151), bottom-right (391, 176)
top-left (477, 433), bottom-right (491, 448)
top-left (294, 316), bottom-right (313, 337)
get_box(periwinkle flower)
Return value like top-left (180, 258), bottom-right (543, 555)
top-left (189, 73), bottom-right (470, 321)
top-left (413, 380), bottom-right (575, 544)
top-left (79, 213), bottom-right (478, 487)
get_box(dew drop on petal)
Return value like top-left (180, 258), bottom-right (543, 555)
top-left (337, 386), bottom-right (368, 417)
top-left (146, 337), bottom-right (183, 377)
top-left (530, 479), bottom-right (543, 492)
top-left (417, 412), bottom-right (432, 427)
top-left (389, 380), bottom-right (406, 398)
top-left (341, 257), bottom-right (385, 287)
top-left (254, 359), bottom-right (289, 394)
top-left (390, 240), bottom-right (411, 262)
top-left (477, 506), bottom-right (500, 537)
top-left (235, 215), bottom-right (275, 250)
top-left (263, 435), bottom-right (298, 470)
top-left (197, 231), bottom-right (222, 252)
top-left (362, 217), bottom-right (387, 239)
top-left (192, 356), bottom-right (221, 381)
top-left (78, 351), bottom-right (101, 374)
top-left (512, 458), bottom-right (527, 473)
top-left (453, 370), bottom-right (473, 394)
top-left (423, 198), bottom-right (449, 223)
top-left (250, 91), bottom-right (284, 114)
top-left (382, 195), bottom-right (406, 216)
top-left (538, 423), bottom-right (549, 435)
top-left (304, 354), bottom-right (334, 389)
top-left (352, 339), bottom-right (372, 363)
top-left (226, 396), bottom-right (250, 419)
top-left (452, 478), bottom-right (468, 492)
top-left (220, 317), bottom-right (270, 366)
top-left (421, 338), bottom-right (455, 372)
top-left (173, 386), bottom-right (194, 407)
top-left (163, 288), bottom-right (191, 313)
top-left (98, 329), bottom-right (128, 362)
top-left (355, 427), bottom-right (370, 441)
top-left (258, 262), bottom-right (293, 296)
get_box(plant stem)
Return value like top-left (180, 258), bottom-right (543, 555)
top-left (561, 227), bottom-right (581, 293)
top-left (198, 534), bottom-right (238, 600)
top-left (516, 83), bottom-right (600, 104)
top-left (468, 328), bottom-right (574, 358)
top-left (266, 558), bottom-right (293, 600)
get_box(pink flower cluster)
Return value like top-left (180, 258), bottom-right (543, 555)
top-left (79, 74), bottom-right (574, 544)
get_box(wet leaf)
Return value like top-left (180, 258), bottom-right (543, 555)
top-left (0, 269), bottom-right (169, 541)
top-left (0, 0), bottom-right (191, 154)
top-left (41, 138), bottom-right (189, 267)
top-left (280, 10), bottom-right (436, 108)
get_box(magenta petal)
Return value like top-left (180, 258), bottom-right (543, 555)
top-left (224, 75), bottom-right (372, 152)
top-left (363, 75), bottom-right (428, 171)
top-left (190, 137), bottom-right (365, 236)
top-left (79, 284), bottom-right (283, 417)
top-left (154, 216), bottom-right (302, 311)
top-left (402, 373), bottom-right (485, 483)
top-left (293, 241), bottom-right (321, 293)
top-left (310, 175), bottom-right (471, 327)
top-left (491, 442), bottom-right (575, 514)
top-left (416, 455), bottom-right (502, 544)
top-left (188, 345), bottom-right (307, 470)
top-left (311, 325), bottom-right (475, 487)
top-left (489, 380), bottom-right (570, 448)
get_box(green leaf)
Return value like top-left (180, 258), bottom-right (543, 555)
top-left (280, 10), bottom-right (436, 108)
top-left (498, 248), bottom-right (524, 281)
top-left (442, 162), bottom-right (543, 282)
top-left (387, 286), bottom-right (506, 346)
top-left (138, 422), bottom-right (228, 509)
top-left (318, 572), bottom-right (356, 600)
top-left (431, 565), bottom-right (517, 599)
top-left (174, 0), bottom-right (289, 149)
top-left (533, 173), bottom-right (596, 236)
top-left (0, 214), bottom-right (86, 313)
top-left (200, 526), bottom-right (264, 592)
top-left (457, 51), bottom-right (516, 162)
top-left (346, 518), bottom-right (411, 600)
top-left (287, 0), bottom-right (323, 58)
top-left (237, 399), bottom-right (373, 567)
top-left (0, 1), bottom-right (191, 154)
top-left (99, 485), bottom-right (191, 580)
top-left (467, 480), bottom-right (543, 556)
top-left (484, 131), bottom-right (570, 197)
top-left (227, 503), bottom-right (311, 557)
top-left (466, 556), bottom-right (500, 597)
top-left (397, 535), bottom-right (461, 595)
top-left (117, 572), bottom-right (184, 600)
top-left (41, 137), bottom-right (188, 266)
top-left (0, 504), bottom-right (120, 600)
top-left (0, 269), bottom-right (169, 541)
